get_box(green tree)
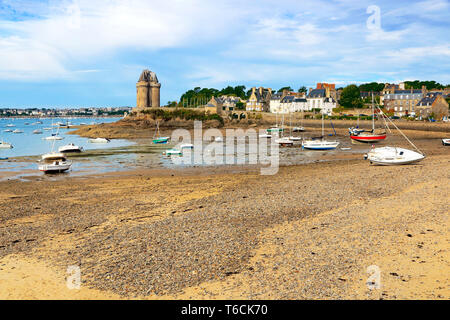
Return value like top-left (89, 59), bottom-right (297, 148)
top-left (298, 86), bottom-right (307, 93)
top-left (277, 86), bottom-right (293, 93)
top-left (359, 82), bottom-right (385, 92)
top-left (339, 85), bottom-right (363, 109)
top-left (236, 101), bottom-right (245, 110)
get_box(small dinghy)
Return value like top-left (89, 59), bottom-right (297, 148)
top-left (180, 143), bottom-right (194, 149)
top-left (39, 160), bottom-right (72, 173)
top-left (442, 139), bottom-right (450, 146)
top-left (365, 147), bottom-right (425, 165)
top-left (275, 137), bottom-right (294, 147)
top-left (59, 143), bottom-right (84, 153)
top-left (266, 127), bottom-right (284, 133)
top-left (89, 137), bottom-right (110, 143)
top-left (259, 133), bottom-right (272, 139)
top-left (164, 149), bottom-right (183, 156)
top-left (43, 135), bottom-right (64, 140)
top-left (152, 121), bottom-right (170, 144)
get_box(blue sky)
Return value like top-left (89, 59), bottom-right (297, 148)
top-left (0, 0), bottom-right (449, 108)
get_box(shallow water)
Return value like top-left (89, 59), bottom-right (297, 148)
top-left (0, 117), bottom-right (131, 158)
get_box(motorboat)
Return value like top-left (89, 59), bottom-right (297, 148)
top-left (365, 147), bottom-right (425, 165)
top-left (442, 139), bottom-right (450, 146)
top-left (38, 160), bottom-right (72, 173)
top-left (12, 129), bottom-right (23, 134)
top-left (0, 141), bottom-right (13, 149)
top-left (89, 137), bottom-right (110, 143)
top-left (58, 143), bottom-right (84, 153)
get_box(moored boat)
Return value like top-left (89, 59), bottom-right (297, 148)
top-left (0, 141), bottom-right (13, 149)
top-left (38, 160), bottom-right (72, 173)
top-left (42, 152), bottom-right (67, 161)
top-left (58, 143), bottom-right (84, 153)
top-left (275, 137), bottom-right (294, 147)
top-left (164, 149), bottom-right (183, 156)
top-left (350, 131), bottom-right (387, 143)
top-left (12, 129), bottom-right (23, 134)
top-left (33, 129), bottom-right (43, 134)
top-left (365, 147), bottom-right (425, 165)
top-left (442, 139), bottom-right (450, 146)
top-left (89, 137), bottom-right (110, 143)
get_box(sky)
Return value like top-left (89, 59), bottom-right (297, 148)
top-left (0, 0), bottom-right (449, 108)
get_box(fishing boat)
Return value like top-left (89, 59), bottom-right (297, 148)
top-left (89, 137), bottom-right (110, 143)
top-left (302, 113), bottom-right (339, 150)
top-left (0, 141), bottom-right (13, 149)
top-left (38, 160), bottom-right (72, 173)
top-left (442, 139), bottom-right (450, 146)
top-left (350, 93), bottom-right (386, 143)
top-left (364, 107), bottom-right (425, 166)
top-left (153, 121), bottom-right (170, 144)
top-left (58, 143), bottom-right (84, 153)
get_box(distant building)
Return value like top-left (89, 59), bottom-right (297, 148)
top-left (246, 87), bottom-right (272, 112)
top-left (136, 69), bottom-right (161, 110)
top-left (415, 92), bottom-right (449, 119)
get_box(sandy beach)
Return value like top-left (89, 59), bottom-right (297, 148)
top-left (0, 127), bottom-right (449, 300)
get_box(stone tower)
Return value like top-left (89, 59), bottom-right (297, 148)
top-left (136, 69), bottom-right (161, 109)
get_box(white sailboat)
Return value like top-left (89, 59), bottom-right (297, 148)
top-left (274, 113), bottom-right (294, 146)
top-left (365, 107), bottom-right (425, 165)
top-left (58, 143), bottom-right (84, 153)
top-left (302, 113), bottom-right (339, 150)
top-left (39, 160), bottom-right (72, 173)
top-left (0, 140), bottom-right (13, 149)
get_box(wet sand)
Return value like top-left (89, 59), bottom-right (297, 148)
top-left (0, 133), bottom-right (449, 299)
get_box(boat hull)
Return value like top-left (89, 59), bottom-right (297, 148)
top-left (350, 134), bottom-right (386, 143)
top-left (442, 139), bottom-right (450, 146)
top-left (302, 140), bottom-right (340, 150)
top-left (366, 147), bottom-right (425, 166)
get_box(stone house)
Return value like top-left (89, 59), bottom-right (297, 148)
top-left (382, 83), bottom-right (427, 117)
top-left (246, 87), bottom-right (272, 112)
top-left (415, 93), bottom-right (449, 119)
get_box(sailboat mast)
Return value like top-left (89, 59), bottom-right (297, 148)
top-left (322, 112), bottom-right (324, 137)
top-left (372, 92), bottom-right (375, 131)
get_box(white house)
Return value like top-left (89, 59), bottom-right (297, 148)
top-left (307, 88), bottom-right (336, 115)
